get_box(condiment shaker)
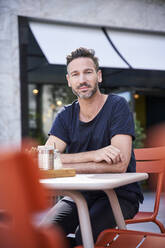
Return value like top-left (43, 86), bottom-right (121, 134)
top-left (37, 145), bottom-right (54, 170)
top-left (54, 149), bottom-right (63, 169)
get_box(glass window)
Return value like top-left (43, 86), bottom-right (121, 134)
top-left (28, 84), bottom-right (76, 144)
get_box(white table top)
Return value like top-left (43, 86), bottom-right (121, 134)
top-left (40, 172), bottom-right (148, 190)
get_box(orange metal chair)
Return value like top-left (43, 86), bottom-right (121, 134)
top-left (95, 228), bottom-right (165, 248)
top-left (125, 147), bottom-right (165, 233)
top-left (75, 229), bottom-right (165, 248)
top-left (0, 149), bottom-right (68, 248)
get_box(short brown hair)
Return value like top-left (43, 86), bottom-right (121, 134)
top-left (66, 47), bottom-right (99, 71)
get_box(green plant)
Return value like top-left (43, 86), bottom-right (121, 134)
top-left (134, 118), bottom-right (146, 148)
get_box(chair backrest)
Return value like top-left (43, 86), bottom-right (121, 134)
top-left (134, 147), bottom-right (165, 216)
top-left (0, 149), bottom-right (68, 248)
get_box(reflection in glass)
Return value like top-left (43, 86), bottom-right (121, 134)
top-left (28, 84), bottom-right (76, 144)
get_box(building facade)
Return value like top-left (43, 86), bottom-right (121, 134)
top-left (0, 0), bottom-right (165, 145)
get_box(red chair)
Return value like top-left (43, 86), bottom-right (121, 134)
top-left (95, 229), bottom-right (165, 248)
top-left (0, 149), bottom-right (68, 248)
top-left (75, 229), bottom-right (165, 248)
top-left (126, 147), bottom-right (165, 233)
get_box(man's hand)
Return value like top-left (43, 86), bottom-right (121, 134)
top-left (93, 145), bottom-right (125, 164)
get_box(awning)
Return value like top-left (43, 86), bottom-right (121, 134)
top-left (29, 21), bottom-right (128, 68)
top-left (106, 29), bottom-right (165, 71)
top-left (29, 21), bottom-right (165, 71)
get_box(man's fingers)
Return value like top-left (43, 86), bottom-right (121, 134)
top-left (104, 156), bottom-right (113, 164)
top-left (105, 145), bottom-right (123, 164)
top-left (94, 145), bottom-right (125, 164)
top-left (106, 149), bottom-right (120, 164)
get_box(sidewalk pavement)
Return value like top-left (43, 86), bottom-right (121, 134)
top-left (127, 192), bottom-right (165, 233)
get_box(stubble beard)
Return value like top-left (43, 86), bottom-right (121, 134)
top-left (71, 83), bottom-right (98, 99)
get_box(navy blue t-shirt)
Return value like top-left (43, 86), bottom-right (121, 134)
top-left (49, 94), bottom-right (143, 203)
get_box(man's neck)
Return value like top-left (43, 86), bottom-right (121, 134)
top-left (78, 92), bottom-right (108, 122)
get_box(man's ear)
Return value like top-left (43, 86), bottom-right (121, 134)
top-left (66, 74), bottom-right (71, 87)
top-left (97, 70), bottom-right (102, 83)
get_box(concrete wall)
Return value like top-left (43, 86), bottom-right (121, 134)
top-left (0, 5), bottom-right (21, 145)
top-left (0, 0), bottom-right (165, 145)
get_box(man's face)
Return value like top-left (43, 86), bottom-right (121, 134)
top-left (66, 57), bottom-right (102, 99)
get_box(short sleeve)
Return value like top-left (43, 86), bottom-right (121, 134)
top-left (110, 97), bottom-right (135, 140)
top-left (49, 108), bottom-right (70, 144)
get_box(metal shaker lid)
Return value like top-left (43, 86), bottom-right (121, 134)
top-left (37, 145), bottom-right (54, 151)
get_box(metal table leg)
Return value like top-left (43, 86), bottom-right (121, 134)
top-left (60, 190), bottom-right (94, 248)
top-left (104, 189), bottom-right (126, 229)
top-left (39, 190), bottom-right (94, 248)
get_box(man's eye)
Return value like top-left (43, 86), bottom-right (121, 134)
top-left (72, 74), bottom-right (78, 77)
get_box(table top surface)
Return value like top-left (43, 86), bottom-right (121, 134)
top-left (40, 172), bottom-right (148, 190)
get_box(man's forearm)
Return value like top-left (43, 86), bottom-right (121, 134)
top-left (60, 144), bottom-right (129, 173)
top-left (62, 161), bottom-right (126, 174)
top-left (60, 151), bottom-right (96, 164)
top-left (60, 145), bottom-right (124, 164)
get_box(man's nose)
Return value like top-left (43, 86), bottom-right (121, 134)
top-left (79, 73), bottom-right (86, 83)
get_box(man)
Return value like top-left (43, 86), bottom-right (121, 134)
top-left (45, 47), bottom-right (143, 247)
